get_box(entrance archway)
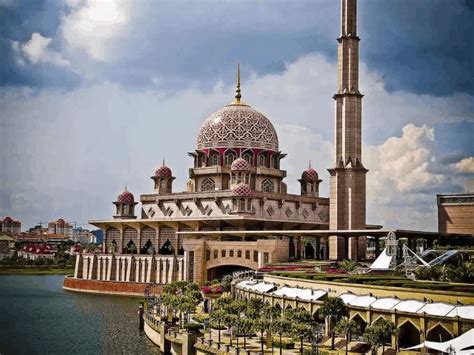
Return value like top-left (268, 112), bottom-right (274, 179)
top-left (398, 321), bottom-right (420, 349)
top-left (304, 242), bottom-right (315, 259)
top-left (126, 240), bottom-right (137, 254)
top-left (206, 265), bottom-right (251, 281)
top-left (141, 239), bottom-right (154, 255)
top-left (351, 314), bottom-right (367, 337)
top-left (427, 324), bottom-right (453, 343)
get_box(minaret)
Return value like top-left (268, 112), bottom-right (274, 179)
top-left (328, 0), bottom-right (367, 260)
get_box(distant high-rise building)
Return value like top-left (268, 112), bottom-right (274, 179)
top-left (48, 219), bottom-right (73, 239)
top-left (73, 227), bottom-right (97, 244)
top-left (0, 216), bottom-right (21, 235)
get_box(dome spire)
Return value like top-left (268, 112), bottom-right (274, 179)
top-left (234, 63), bottom-right (242, 104)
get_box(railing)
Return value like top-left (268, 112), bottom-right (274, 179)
top-left (232, 270), bottom-right (256, 280)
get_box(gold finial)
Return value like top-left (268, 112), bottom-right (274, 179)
top-left (234, 63), bottom-right (241, 104)
top-left (162, 158), bottom-right (165, 166)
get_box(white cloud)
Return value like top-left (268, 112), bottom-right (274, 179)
top-left (454, 156), bottom-right (474, 173)
top-left (11, 33), bottom-right (69, 67)
top-left (61, 0), bottom-right (130, 61)
top-left (0, 55), bottom-right (471, 230)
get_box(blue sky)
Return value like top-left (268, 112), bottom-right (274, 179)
top-left (0, 0), bottom-right (473, 231)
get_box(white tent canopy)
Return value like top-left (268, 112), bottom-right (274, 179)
top-left (405, 328), bottom-right (474, 353)
top-left (369, 248), bottom-right (394, 270)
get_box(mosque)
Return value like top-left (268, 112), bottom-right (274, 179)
top-left (67, 0), bottom-right (465, 288)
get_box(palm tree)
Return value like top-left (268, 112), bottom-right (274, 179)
top-left (335, 317), bottom-right (360, 355)
top-left (319, 297), bottom-right (347, 350)
top-left (364, 319), bottom-right (397, 355)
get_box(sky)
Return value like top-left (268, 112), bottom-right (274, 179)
top-left (0, 0), bottom-right (473, 231)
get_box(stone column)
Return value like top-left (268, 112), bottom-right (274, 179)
top-left (74, 254), bottom-right (83, 278)
top-left (97, 257), bottom-right (102, 280)
top-left (162, 258), bottom-right (168, 283)
top-left (137, 227), bottom-right (142, 255)
top-left (156, 258), bottom-right (162, 283)
top-left (118, 228), bottom-right (124, 255)
top-left (374, 236), bottom-right (380, 257)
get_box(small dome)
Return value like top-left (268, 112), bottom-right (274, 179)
top-left (232, 182), bottom-right (253, 197)
top-left (117, 190), bottom-right (135, 204)
top-left (301, 167), bottom-right (319, 182)
top-left (231, 157), bottom-right (250, 170)
top-left (154, 164), bottom-right (172, 178)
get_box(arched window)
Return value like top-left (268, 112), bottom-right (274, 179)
top-left (160, 179), bottom-right (167, 189)
top-left (242, 151), bottom-right (252, 165)
top-left (201, 178), bottom-right (215, 191)
top-left (209, 153), bottom-right (219, 166)
top-left (258, 154), bottom-right (267, 167)
top-left (224, 151), bottom-right (236, 165)
top-left (262, 179), bottom-right (274, 193)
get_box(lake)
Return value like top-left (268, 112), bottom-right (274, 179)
top-left (0, 275), bottom-right (161, 354)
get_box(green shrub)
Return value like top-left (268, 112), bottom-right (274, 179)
top-left (183, 323), bottom-right (203, 332)
top-left (191, 314), bottom-right (209, 324)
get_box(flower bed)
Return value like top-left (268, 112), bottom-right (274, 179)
top-left (201, 285), bottom-right (223, 298)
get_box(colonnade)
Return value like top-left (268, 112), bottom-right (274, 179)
top-left (74, 254), bottom-right (185, 284)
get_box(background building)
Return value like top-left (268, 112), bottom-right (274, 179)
top-left (0, 234), bottom-right (15, 260)
top-left (0, 216), bottom-right (21, 235)
top-left (437, 193), bottom-right (474, 235)
top-left (48, 219), bottom-right (73, 239)
top-left (73, 227), bottom-right (97, 244)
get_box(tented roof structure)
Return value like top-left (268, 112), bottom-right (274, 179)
top-left (369, 248), bottom-right (394, 270)
top-left (272, 286), bottom-right (327, 301)
top-left (405, 328), bottom-right (474, 353)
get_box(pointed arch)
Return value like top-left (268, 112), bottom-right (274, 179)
top-left (426, 323), bottom-right (454, 342)
top-left (224, 149), bottom-right (237, 165)
top-left (398, 320), bottom-right (421, 349)
top-left (261, 179), bottom-right (274, 193)
top-left (201, 177), bottom-right (215, 192)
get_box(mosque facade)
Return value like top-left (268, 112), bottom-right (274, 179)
top-left (73, 0), bottom-right (369, 285)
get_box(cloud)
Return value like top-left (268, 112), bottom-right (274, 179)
top-left (11, 33), bottom-right (69, 67)
top-left (454, 156), bottom-right (474, 173)
top-left (0, 55), bottom-right (471, 231)
top-left (60, 0), bottom-right (130, 61)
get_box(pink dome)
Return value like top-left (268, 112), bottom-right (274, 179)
top-left (154, 164), bottom-right (172, 178)
top-left (231, 157), bottom-right (250, 170)
top-left (117, 190), bottom-right (135, 204)
top-left (232, 183), bottom-right (253, 197)
top-left (301, 167), bottom-right (319, 182)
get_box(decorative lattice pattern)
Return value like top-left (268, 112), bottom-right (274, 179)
top-left (154, 164), bottom-right (172, 177)
top-left (232, 183), bottom-right (253, 197)
top-left (117, 190), bottom-right (134, 203)
top-left (197, 104), bottom-right (279, 151)
top-left (231, 157), bottom-right (250, 170)
top-left (302, 209), bottom-right (309, 219)
top-left (285, 207), bottom-right (293, 218)
top-left (301, 168), bottom-right (319, 182)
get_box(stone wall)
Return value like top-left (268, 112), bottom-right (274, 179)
top-left (63, 276), bottom-right (160, 296)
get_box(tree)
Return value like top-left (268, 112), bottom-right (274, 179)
top-left (236, 318), bottom-right (254, 349)
top-left (210, 308), bottom-right (227, 344)
top-left (285, 308), bottom-right (313, 354)
top-left (364, 319), bottom-right (397, 355)
top-left (335, 317), bottom-right (360, 355)
top-left (162, 281), bottom-right (202, 327)
top-left (221, 274), bottom-right (233, 292)
top-left (271, 317), bottom-right (292, 355)
top-left (319, 297), bottom-right (347, 349)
